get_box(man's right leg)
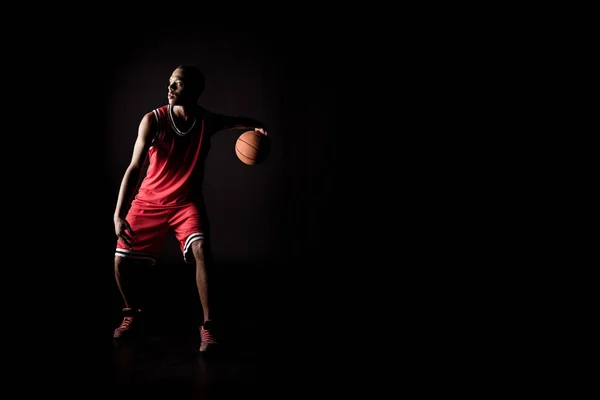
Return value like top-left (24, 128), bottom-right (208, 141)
top-left (113, 257), bottom-right (146, 339)
top-left (113, 206), bottom-right (167, 339)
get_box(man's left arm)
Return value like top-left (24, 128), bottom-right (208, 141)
top-left (216, 114), bottom-right (268, 136)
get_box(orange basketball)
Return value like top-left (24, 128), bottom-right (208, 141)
top-left (235, 130), bottom-right (269, 165)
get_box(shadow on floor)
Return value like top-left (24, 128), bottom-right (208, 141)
top-left (110, 332), bottom-right (280, 399)
top-left (107, 262), bottom-right (300, 399)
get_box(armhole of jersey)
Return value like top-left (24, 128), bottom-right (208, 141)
top-left (150, 109), bottom-right (161, 147)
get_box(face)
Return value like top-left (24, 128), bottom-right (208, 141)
top-left (167, 68), bottom-right (191, 106)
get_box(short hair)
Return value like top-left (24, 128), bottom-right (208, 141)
top-left (176, 64), bottom-right (205, 98)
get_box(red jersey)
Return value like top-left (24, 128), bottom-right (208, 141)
top-left (130, 104), bottom-right (258, 209)
top-left (132, 104), bottom-right (206, 208)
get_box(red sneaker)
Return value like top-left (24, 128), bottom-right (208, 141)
top-left (113, 308), bottom-right (142, 339)
top-left (199, 321), bottom-right (218, 352)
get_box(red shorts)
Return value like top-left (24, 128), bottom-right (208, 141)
top-left (115, 202), bottom-right (204, 265)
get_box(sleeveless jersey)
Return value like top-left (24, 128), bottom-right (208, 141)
top-left (131, 105), bottom-right (205, 208)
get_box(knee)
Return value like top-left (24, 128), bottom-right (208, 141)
top-left (114, 256), bottom-right (129, 272)
top-left (114, 256), bottom-right (123, 271)
top-left (191, 239), bottom-right (205, 259)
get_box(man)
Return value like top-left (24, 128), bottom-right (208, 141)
top-left (112, 64), bottom-right (267, 352)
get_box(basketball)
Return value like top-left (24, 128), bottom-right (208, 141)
top-left (235, 130), bottom-right (269, 165)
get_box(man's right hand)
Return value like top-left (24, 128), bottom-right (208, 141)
top-left (115, 217), bottom-right (135, 249)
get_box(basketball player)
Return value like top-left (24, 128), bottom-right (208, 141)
top-left (112, 64), bottom-right (267, 353)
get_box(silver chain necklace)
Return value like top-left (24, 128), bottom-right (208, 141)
top-left (169, 105), bottom-right (197, 136)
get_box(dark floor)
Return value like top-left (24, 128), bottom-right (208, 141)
top-left (108, 322), bottom-right (284, 399)
top-left (101, 261), bottom-right (318, 399)
top-left (15, 258), bottom-right (340, 398)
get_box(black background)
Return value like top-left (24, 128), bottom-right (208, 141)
top-left (98, 29), bottom-right (341, 335)
top-left (14, 25), bottom-right (348, 390)
top-left (6, 17), bottom-right (467, 395)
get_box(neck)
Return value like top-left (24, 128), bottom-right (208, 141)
top-left (172, 104), bottom-right (197, 120)
top-left (169, 104), bottom-right (198, 136)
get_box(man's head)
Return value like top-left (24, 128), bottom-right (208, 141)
top-left (167, 65), bottom-right (205, 105)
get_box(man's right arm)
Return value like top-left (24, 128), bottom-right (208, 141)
top-left (114, 111), bottom-right (157, 222)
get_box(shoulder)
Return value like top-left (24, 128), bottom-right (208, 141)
top-left (140, 105), bottom-right (169, 124)
top-left (138, 109), bottom-right (162, 139)
top-left (198, 105), bottom-right (229, 121)
top-left (152, 105), bottom-right (169, 118)
top-left (196, 105), bottom-right (213, 119)
top-left (140, 111), bottom-right (156, 125)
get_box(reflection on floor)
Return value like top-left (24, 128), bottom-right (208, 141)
top-left (106, 262), bottom-right (299, 399)
top-left (110, 326), bottom-right (280, 399)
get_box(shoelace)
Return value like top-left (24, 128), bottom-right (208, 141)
top-left (201, 327), bottom-right (216, 343)
top-left (119, 316), bottom-right (134, 329)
